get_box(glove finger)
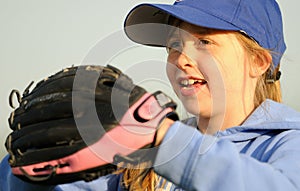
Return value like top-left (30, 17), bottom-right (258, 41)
top-left (7, 119), bottom-right (109, 166)
top-left (24, 67), bottom-right (79, 100)
top-left (10, 141), bottom-right (86, 167)
top-left (8, 119), bottom-right (80, 151)
top-left (9, 93), bottom-right (73, 130)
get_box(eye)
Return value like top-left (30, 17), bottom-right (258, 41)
top-left (166, 39), bottom-right (183, 53)
top-left (194, 38), bottom-right (211, 49)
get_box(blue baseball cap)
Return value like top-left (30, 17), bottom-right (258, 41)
top-left (124, 0), bottom-right (286, 67)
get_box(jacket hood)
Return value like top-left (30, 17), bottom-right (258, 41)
top-left (184, 100), bottom-right (300, 141)
top-left (220, 100), bottom-right (300, 141)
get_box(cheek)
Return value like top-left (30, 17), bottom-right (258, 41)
top-left (212, 50), bottom-right (248, 93)
top-left (166, 64), bottom-right (172, 80)
top-left (166, 59), bottom-right (177, 85)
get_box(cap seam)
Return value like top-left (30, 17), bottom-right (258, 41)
top-left (195, 5), bottom-right (234, 26)
top-left (232, 0), bottom-right (243, 23)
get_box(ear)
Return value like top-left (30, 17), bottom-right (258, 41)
top-left (249, 51), bottom-right (272, 78)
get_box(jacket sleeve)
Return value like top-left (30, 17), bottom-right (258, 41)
top-left (153, 121), bottom-right (300, 191)
top-left (0, 155), bottom-right (55, 191)
top-left (0, 155), bottom-right (123, 191)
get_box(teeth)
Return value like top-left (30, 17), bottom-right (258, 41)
top-left (181, 79), bottom-right (192, 86)
top-left (180, 79), bottom-right (206, 86)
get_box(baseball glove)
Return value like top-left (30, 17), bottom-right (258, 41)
top-left (5, 64), bottom-right (178, 184)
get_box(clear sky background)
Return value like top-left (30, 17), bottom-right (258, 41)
top-left (0, 0), bottom-right (299, 158)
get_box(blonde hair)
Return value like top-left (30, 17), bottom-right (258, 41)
top-left (115, 164), bottom-right (158, 190)
top-left (117, 27), bottom-right (283, 191)
top-left (235, 32), bottom-right (282, 107)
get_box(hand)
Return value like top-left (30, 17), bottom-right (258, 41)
top-left (155, 118), bottom-right (175, 146)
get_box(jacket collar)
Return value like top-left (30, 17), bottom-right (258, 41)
top-left (217, 99), bottom-right (300, 141)
top-left (184, 100), bottom-right (300, 141)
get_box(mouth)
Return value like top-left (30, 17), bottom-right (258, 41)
top-left (177, 77), bottom-right (207, 96)
top-left (179, 78), bottom-right (207, 87)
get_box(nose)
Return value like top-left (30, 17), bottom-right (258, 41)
top-left (170, 50), bottom-right (196, 71)
top-left (167, 38), bottom-right (198, 71)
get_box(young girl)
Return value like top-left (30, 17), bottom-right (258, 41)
top-left (1, 0), bottom-right (300, 190)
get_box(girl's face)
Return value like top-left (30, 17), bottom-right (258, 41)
top-left (166, 22), bottom-right (257, 130)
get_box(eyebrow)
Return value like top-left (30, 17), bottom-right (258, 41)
top-left (185, 25), bottom-right (215, 35)
top-left (169, 17), bottom-right (214, 35)
top-left (166, 21), bottom-right (222, 44)
top-left (194, 28), bottom-right (212, 34)
top-left (180, 23), bottom-right (219, 36)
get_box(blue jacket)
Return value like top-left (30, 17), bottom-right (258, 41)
top-left (1, 99), bottom-right (300, 191)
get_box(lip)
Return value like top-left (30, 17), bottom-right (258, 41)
top-left (177, 76), bottom-right (206, 83)
top-left (177, 76), bottom-right (207, 96)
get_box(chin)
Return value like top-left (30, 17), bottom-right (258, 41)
top-left (180, 96), bottom-right (212, 117)
top-left (181, 99), bottom-right (203, 116)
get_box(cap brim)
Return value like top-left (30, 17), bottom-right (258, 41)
top-left (124, 4), bottom-right (240, 46)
